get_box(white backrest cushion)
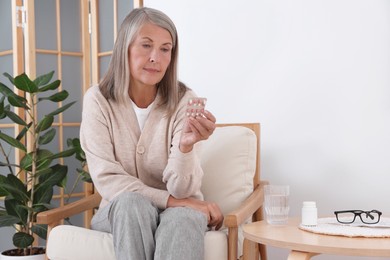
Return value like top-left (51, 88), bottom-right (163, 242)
top-left (200, 126), bottom-right (257, 216)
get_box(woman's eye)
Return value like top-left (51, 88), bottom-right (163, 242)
top-left (161, 48), bottom-right (171, 53)
top-left (142, 44), bottom-right (151, 48)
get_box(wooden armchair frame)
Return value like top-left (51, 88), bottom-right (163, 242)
top-left (37, 123), bottom-right (267, 260)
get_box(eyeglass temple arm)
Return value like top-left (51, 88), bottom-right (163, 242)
top-left (365, 212), bottom-right (375, 220)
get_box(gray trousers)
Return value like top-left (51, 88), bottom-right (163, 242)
top-left (91, 192), bottom-right (208, 260)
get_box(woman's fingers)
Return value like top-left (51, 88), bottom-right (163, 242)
top-left (188, 112), bottom-right (216, 140)
top-left (207, 202), bottom-right (224, 230)
top-left (170, 197), bottom-right (223, 229)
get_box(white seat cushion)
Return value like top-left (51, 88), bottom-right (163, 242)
top-left (47, 225), bottom-right (240, 260)
top-left (47, 225), bottom-right (115, 260)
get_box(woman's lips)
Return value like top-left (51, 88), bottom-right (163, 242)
top-left (144, 67), bottom-right (160, 73)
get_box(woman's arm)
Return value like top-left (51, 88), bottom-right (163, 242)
top-left (162, 91), bottom-right (216, 199)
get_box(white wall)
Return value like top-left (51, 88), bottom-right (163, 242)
top-left (145, 0), bottom-right (390, 259)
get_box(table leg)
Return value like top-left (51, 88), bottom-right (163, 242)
top-left (243, 238), bottom-right (259, 260)
top-left (287, 250), bottom-right (318, 260)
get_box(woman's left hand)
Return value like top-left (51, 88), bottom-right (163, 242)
top-left (179, 110), bottom-right (216, 153)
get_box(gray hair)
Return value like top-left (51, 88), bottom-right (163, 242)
top-left (99, 7), bottom-right (186, 115)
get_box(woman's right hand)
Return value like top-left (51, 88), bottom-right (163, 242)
top-left (167, 195), bottom-right (224, 230)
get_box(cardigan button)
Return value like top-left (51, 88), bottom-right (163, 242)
top-left (137, 145), bottom-right (145, 154)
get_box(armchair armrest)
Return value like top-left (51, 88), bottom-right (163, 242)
top-left (37, 193), bottom-right (102, 225)
top-left (224, 180), bottom-right (268, 228)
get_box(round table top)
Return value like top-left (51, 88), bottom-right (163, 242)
top-left (243, 218), bottom-right (390, 257)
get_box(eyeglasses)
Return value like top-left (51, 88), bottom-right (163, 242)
top-left (334, 209), bottom-right (382, 224)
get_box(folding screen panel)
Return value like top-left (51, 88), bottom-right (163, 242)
top-left (0, 0), bottom-right (24, 251)
top-left (90, 0), bottom-right (140, 85)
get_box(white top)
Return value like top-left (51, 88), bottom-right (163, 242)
top-left (131, 100), bottom-right (154, 130)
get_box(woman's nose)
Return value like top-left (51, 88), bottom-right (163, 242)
top-left (150, 49), bottom-right (160, 63)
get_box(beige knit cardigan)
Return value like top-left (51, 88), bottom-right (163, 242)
top-left (80, 85), bottom-right (204, 210)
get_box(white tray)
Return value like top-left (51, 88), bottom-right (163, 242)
top-left (299, 217), bottom-right (390, 238)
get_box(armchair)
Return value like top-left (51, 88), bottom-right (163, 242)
top-left (37, 123), bottom-right (267, 260)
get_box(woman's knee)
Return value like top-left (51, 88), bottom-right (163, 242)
top-left (155, 207), bottom-right (206, 259)
top-left (110, 192), bottom-right (158, 218)
top-left (160, 207), bottom-right (207, 231)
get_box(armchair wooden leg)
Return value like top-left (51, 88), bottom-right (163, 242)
top-left (228, 227), bottom-right (238, 260)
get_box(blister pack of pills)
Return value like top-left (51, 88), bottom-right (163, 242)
top-left (186, 97), bottom-right (207, 117)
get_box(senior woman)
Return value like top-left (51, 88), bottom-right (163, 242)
top-left (80, 7), bottom-right (223, 260)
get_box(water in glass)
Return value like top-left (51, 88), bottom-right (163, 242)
top-left (264, 185), bottom-right (290, 225)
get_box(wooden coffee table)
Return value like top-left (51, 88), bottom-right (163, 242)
top-left (242, 218), bottom-right (390, 260)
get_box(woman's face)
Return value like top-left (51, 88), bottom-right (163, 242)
top-left (128, 22), bottom-right (173, 88)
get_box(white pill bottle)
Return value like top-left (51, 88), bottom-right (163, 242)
top-left (301, 201), bottom-right (318, 226)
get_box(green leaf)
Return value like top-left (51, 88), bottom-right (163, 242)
top-left (8, 94), bottom-right (29, 109)
top-left (59, 174), bottom-right (68, 189)
top-left (38, 128), bottom-right (56, 145)
top-left (14, 73), bottom-right (39, 93)
top-left (35, 115), bottom-right (54, 133)
top-left (34, 168), bottom-right (53, 182)
top-left (32, 224), bottom-right (48, 240)
top-left (13, 232), bottom-right (34, 249)
top-left (0, 174), bottom-right (8, 196)
top-left (49, 148), bottom-right (76, 160)
top-left (3, 72), bottom-right (15, 85)
top-left (0, 183), bottom-right (29, 203)
top-left (71, 137), bottom-right (81, 148)
top-left (47, 101), bottom-right (76, 116)
top-left (19, 153), bottom-right (32, 171)
top-left (0, 132), bottom-right (27, 152)
top-left (48, 164), bottom-right (68, 186)
top-left (0, 174), bottom-right (29, 203)
top-left (38, 164), bottom-right (63, 183)
top-left (0, 82), bottom-right (29, 109)
top-left (6, 173), bottom-right (26, 193)
top-left (66, 138), bottom-right (73, 147)
top-left (33, 186), bottom-right (53, 209)
top-left (38, 79), bottom-right (61, 92)
top-left (36, 149), bottom-right (54, 170)
top-left (20, 149), bottom-right (54, 171)
top-left (38, 90), bottom-right (69, 102)
top-left (4, 110), bottom-right (28, 126)
top-left (0, 96), bottom-right (5, 118)
top-left (16, 122), bottom-right (32, 141)
top-left (0, 214), bottom-right (20, 227)
top-left (0, 81), bottom-right (15, 96)
top-left (38, 203), bottom-right (55, 211)
top-left (77, 168), bottom-right (92, 183)
top-left (33, 71), bottom-right (54, 87)
top-left (36, 165), bottom-right (67, 191)
top-left (5, 198), bottom-right (27, 225)
top-left (67, 137), bottom-right (85, 161)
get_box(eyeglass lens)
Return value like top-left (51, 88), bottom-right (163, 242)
top-left (336, 210), bottom-right (381, 224)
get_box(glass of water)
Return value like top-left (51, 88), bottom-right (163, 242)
top-left (264, 185), bottom-right (290, 225)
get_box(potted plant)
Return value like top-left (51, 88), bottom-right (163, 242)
top-left (0, 71), bottom-right (77, 258)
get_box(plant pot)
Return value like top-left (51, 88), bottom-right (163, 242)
top-left (0, 248), bottom-right (45, 260)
